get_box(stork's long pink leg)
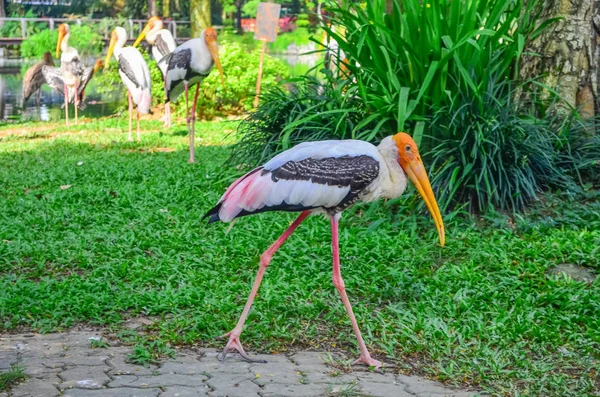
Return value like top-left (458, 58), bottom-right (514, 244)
top-left (220, 211), bottom-right (311, 363)
top-left (188, 85), bottom-right (200, 164)
top-left (127, 90), bottom-right (133, 141)
top-left (74, 81), bottom-right (79, 124)
top-left (63, 84), bottom-right (69, 126)
top-left (165, 101), bottom-right (171, 128)
top-left (137, 110), bottom-right (141, 141)
top-left (184, 82), bottom-right (192, 159)
top-left (330, 214), bottom-right (383, 368)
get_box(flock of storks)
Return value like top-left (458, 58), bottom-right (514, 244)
top-left (23, 17), bottom-right (224, 163)
top-left (22, 17), bottom-right (446, 368)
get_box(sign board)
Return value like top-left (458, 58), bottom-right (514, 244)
top-left (254, 2), bottom-right (281, 42)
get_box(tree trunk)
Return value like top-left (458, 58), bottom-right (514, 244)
top-left (163, 0), bottom-right (170, 17)
top-left (191, 0), bottom-right (211, 37)
top-left (235, 1), bottom-right (243, 33)
top-left (520, 0), bottom-right (599, 118)
top-left (0, 0), bottom-right (6, 29)
top-left (148, 0), bottom-right (157, 17)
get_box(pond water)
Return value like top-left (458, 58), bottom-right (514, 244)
top-left (0, 53), bottom-right (319, 123)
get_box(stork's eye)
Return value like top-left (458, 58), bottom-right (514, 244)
top-left (405, 145), bottom-right (412, 152)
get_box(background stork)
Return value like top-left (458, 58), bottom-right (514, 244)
top-left (42, 59), bottom-right (103, 112)
top-left (22, 52), bottom-right (54, 106)
top-left (164, 27), bottom-right (225, 164)
top-left (105, 27), bottom-right (152, 142)
top-left (206, 132), bottom-right (445, 368)
top-left (133, 16), bottom-right (177, 127)
top-left (52, 23), bottom-right (85, 125)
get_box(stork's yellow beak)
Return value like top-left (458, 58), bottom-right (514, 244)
top-left (133, 23), bottom-right (150, 48)
top-left (394, 132), bottom-right (445, 246)
top-left (104, 33), bottom-right (117, 70)
top-left (56, 28), bottom-right (66, 58)
top-left (207, 40), bottom-right (226, 89)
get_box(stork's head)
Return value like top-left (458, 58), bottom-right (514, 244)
top-left (393, 132), bottom-right (445, 246)
top-left (56, 24), bottom-right (70, 58)
top-left (203, 27), bottom-right (226, 89)
top-left (104, 27), bottom-right (127, 70)
top-left (134, 16), bottom-right (163, 47)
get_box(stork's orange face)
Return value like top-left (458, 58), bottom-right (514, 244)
top-left (203, 27), bottom-right (226, 89)
top-left (56, 24), bottom-right (69, 58)
top-left (393, 132), bottom-right (445, 246)
top-left (93, 59), bottom-right (104, 73)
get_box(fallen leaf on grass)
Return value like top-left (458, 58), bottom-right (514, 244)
top-left (60, 185), bottom-right (72, 190)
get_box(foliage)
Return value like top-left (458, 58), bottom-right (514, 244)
top-left (241, 0), bottom-right (286, 17)
top-left (268, 27), bottom-right (318, 53)
top-left (428, 80), bottom-right (580, 212)
top-left (323, 0), bottom-right (555, 134)
top-left (0, 364), bottom-right (26, 392)
top-left (0, 120), bottom-right (599, 395)
top-left (20, 24), bottom-right (104, 58)
top-left (231, 73), bottom-right (379, 165)
top-left (0, 9), bottom-right (46, 38)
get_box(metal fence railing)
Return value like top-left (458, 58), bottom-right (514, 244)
top-left (0, 17), bottom-right (200, 41)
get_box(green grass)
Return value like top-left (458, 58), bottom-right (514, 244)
top-left (0, 364), bottom-right (26, 392)
top-left (0, 118), bottom-right (599, 396)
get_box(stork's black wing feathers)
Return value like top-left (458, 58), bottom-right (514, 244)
top-left (155, 35), bottom-right (172, 59)
top-left (118, 54), bottom-right (141, 88)
top-left (23, 62), bottom-right (47, 101)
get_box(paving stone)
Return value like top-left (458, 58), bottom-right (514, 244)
top-left (398, 374), bottom-right (477, 396)
top-left (0, 392), bottom-right (8, 397)
top-left (108, 353), bottom-right (159, 376)
top-left (11, 377), bottom-right (59, 397)
top-left (59, 365), bottom-right (111, 389)
top-left (62, 387), bottom-right (162, 397)
top-left (160, 386), bottom-right (211, 396)
top-left (260, 382), bottom-right (330, 397)
top-left (109, 373), bottom-right (208, 388)
top-left (159, 361), bottom-right (205, 375)
top-left (358, 375), bottom-right (413, 397)
top-left (249, 355), bottom-right (302, 386)
top-left (207, 377), bottom-right (261, 397)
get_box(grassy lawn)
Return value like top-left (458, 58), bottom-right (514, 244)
top-left (0, 118), bottom-right (599, 396)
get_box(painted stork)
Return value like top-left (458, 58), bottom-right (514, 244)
top-left (205, 132), bottom-right (445, 368)
top-left (22, 52), bottom-right (55, 106)
top-left (133, 16), bottom-right (177, 127)
top-left (164, 27), bottom-right (225, 163)
top-left (105, 27), bottom-right (152, 142)
top-left (43, 59), bottom-right (103, 112)
top-left (52, 23), bottom-right (85, 125)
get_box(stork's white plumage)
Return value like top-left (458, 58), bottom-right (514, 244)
top-left (164, 27), bottom-right (225, 163)
top-left (206, 133), bottom-right (445, 368)
top-left (134, 16), bottom-right (177, 127)
top-left (105, 27), bottom-right (152, 141)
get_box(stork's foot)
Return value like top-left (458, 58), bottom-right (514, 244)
top-left (353, 355), bottom-right (383, 369)
top-left (217, 331), bottom-right (267, 364)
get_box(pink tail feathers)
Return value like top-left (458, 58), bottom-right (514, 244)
top-left (205, 167), bottom-right (265, 223)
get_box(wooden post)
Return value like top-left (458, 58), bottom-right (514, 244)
top-left (253, 2), bottom-right (281, 108)
top-left (254, 38), bottom-right (267, 108)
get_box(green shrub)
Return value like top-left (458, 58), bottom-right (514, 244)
top-left (230, 73), bottom-right (381, 166)
top-left (21, 25), bottom-right (104, 59)
top-left (296, 20), bottom-right (311, 28)
top-left (428, 80), bottom-right (578, 212)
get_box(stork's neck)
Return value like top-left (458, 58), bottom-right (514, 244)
top-left (112, 36), bottom-right (127, 59)
top-left (376, 136), bottom-right (408, 199)
top-left (61, 32), bottom-right (71, 53)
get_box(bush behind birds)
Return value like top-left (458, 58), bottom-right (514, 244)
top-left (20, 25), bottom-right (104, 59)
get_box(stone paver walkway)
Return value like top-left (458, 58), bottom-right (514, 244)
top-left (1, 331), bottom-right (481, 397)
